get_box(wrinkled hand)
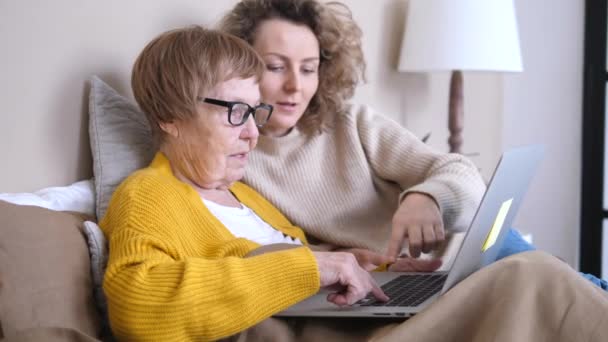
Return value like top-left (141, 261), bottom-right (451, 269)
top-left (387, 256), bottom-right (442, 272)
top-left (313, 251), bottom-right (389, 306)
top-left (339, 248), bottom-right (395, 271)
top-left (387, 192), bottom-right (445, 258)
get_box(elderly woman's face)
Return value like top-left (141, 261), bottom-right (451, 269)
top-left (253, 19), bottom-right (320, 137)
top-left (164, 77), bottom-right (261, 190)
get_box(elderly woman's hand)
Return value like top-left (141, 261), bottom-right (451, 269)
top-left (387, 192), bottom-right (445, 259)
top-left (312, 251), bottom-right (389, 306)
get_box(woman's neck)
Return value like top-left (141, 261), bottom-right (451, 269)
top-left (197, 188), bottom-right (242, 208)
top-left (178, 172), bottom-right (241, 208)
top-left (160, 146), bottom-right (241, 208)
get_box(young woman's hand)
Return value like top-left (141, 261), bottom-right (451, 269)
top-left (387, 256), bottom-right (442, 272)
top-left (387, 192), bottom-right (445, 258)
top-left (312, 251), bottom-right (388, 306)
top-left (338, 248), bottom-right (395, 271)
top-left (340, 247), bottom-right (442, 272)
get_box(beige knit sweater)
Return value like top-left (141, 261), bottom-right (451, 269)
top-left (243, 104), bottom-right (486, 253)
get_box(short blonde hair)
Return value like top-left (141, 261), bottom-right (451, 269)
top-left (132, 25), bottom-right (265, 142)
top-left (219, 0), bottom-right (366, 134)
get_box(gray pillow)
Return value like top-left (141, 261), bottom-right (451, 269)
top-left (88, 76), bottom-right (156, 220)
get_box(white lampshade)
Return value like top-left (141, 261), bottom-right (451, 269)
top-left (399, 0), bottom-right (523, 72)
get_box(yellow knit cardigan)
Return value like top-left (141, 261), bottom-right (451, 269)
top-left (100, 152), bottom-right (320, 341)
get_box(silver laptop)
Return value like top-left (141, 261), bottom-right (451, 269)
top-left (276, 144), bottom-right (544, 318)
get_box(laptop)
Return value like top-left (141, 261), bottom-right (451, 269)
top-left (276, 144), bottom-right (544, 318)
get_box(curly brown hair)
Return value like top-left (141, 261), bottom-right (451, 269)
top-left (219, 0), bottom-right (366, 133)
top-left (132, 25), bottom-right (264, 143)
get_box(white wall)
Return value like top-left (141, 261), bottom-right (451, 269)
top-left (345, 0), bottom-right (502, 178)
top-left (0, 0), bottom-right (501, 192)
top-left (0, 0), bottom-right (583, 266)
top-left (0, 0), bottom-right (237, 192)
top-left (502, 0), bottom-right (584, 266)
top-left (346, 0), bottom-right (584, 266)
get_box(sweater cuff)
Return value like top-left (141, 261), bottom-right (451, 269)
top-left (400, 181), bottom-right (466, 231)
top-left (399, 182), bottom-right (447, 212)
top-left (255, 246), bottom-right (321, 300)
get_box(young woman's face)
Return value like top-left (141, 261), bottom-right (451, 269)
top-left (252, 19), bottom-right (320, 137)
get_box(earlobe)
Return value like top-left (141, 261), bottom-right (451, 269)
top-left (159, 121), bottom-right (179, 138)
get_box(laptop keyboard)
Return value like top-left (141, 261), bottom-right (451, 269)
top-left (357, 274), bottom-right (447, 307)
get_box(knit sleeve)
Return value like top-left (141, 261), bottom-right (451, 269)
top-left (351, 105), bottom-right (486, 230)
top-left (101, 176), bottom-right (320, 341)
top-left (104, 229), bottom-right (318, 341)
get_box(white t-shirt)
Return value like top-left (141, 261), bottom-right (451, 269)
top-left (202, 199), bottom-right (303, 246)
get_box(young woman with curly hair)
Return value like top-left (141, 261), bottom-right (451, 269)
top-left (220, 0), bottom-right (608, 286)
top-left (220, 0), bottom-right (483, 266)
top-left (214, 1), bottom-right (608, 340)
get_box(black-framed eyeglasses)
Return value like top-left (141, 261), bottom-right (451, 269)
top-left (199, 97), bottom-right (273, 127)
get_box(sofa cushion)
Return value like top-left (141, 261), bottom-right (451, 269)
top-left (0, 200), bottom-right (101, 340)
top-left (88, 76), bottom-right (156, 221)
top-left (82, 220), bottom-right (112, 340)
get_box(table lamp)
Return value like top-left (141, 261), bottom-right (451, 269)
top-left (398, 0), bottom-right (523, 153)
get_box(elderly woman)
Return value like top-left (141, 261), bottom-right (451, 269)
top-left (100, 26), bottom-right (387, 341)
top-left (101, 25), bottom-right (608, 342)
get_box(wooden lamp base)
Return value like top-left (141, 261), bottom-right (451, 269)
top-left (448, 70), bottom-right (464, 153)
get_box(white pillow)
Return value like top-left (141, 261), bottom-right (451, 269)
top-left (0, 179), bottom-right (95, 216)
